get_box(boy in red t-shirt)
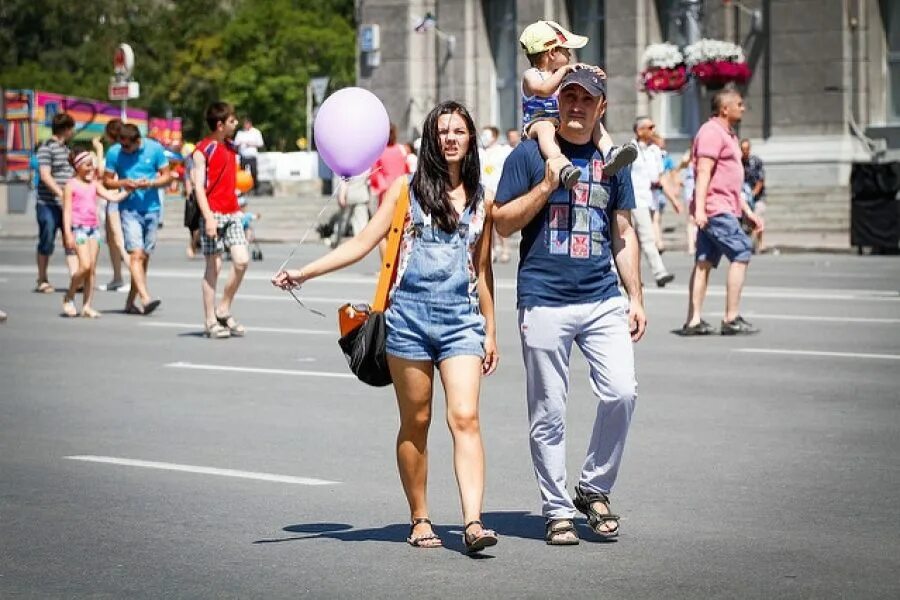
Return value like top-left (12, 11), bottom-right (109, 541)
top-left (192, 102), bottom-right (247, 339)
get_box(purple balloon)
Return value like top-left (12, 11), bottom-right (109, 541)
top-left (314, 87), bottom-right (390, 178)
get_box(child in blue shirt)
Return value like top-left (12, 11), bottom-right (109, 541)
top-left (519, 20), bottom-right (637, 189)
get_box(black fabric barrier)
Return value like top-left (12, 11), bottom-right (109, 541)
top-left (850, 162), bottom-right (900, 252)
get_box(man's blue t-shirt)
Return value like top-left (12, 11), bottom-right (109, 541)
top-left (105, 138), bottom-right (168, 213)
top-left (495, 138), bottom-right (635, 308)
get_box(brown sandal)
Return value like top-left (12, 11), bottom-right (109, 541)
top-left (406, 517), bottom-right (442, 548)
top-left (463, 520), bottom-right (498, 553)
top-left (545, 518), bottom-right (580, 545)
top-left (204, 322), bottom-right (231, 339)
top-left (573, 486), bottom-right (620, 539)
top-left (216, 312), bottom-right (245, 336)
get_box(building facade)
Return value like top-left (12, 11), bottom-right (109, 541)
top-left (356, 0), bottom-right (899, 188)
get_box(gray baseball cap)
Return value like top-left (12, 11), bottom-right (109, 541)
top-left (560, 68), bottom-right (606, 97)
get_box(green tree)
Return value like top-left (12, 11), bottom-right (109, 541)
top-left (0, 0), bottom-right (355, 146)
top-left (217, 0), bottom-right (356, 149)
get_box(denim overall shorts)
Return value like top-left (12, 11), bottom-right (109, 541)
top-left (385, 192), bottom-right (486, 363)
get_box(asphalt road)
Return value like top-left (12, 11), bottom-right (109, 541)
top-left (1, 237), bottom-right (899, 599)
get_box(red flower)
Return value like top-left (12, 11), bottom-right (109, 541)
top-left (691, 60), bottom-right (752, 87)
top-left (641, 65), bottom-right (688, 94)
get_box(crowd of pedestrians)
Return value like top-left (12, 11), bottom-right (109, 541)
top-left (20, 100), bottom-right (252, 332)
top-left (8, 18), bottom-right (769, 553)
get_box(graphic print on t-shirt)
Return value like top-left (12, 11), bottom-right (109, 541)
top-left (589, 184), bottom-right (609, 209)
top-left (544, 150), bottom-right (613, 261)
top-left (591, 231), bottom-right (605, 255)
top-left (549, 205), bottom-right (569, 229)
top-left (572, 207), bottom-right (589, 232)
top-left (590, 207), bottom-right (606, 231)
top-left (550, 229), bottom-right (570, 254)
top-left (571, 233), bottom-right (589, 258)
top-left (573, 182), bottom-right (589, 206)
top-left (572, 158), bottom-right (590, 183)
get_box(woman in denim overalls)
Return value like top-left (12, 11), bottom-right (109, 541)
top-left (274, 101), bottom-right (500, 553)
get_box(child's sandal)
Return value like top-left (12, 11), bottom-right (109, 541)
top-left (559, 164), bottom-right (582, 189)
top-left (61, 301), bottom-right (77, 318)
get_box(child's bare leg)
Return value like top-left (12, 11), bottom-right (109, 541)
top-left (595, 119), bottom-right (638, 176)
top-left (529, 121), bottom-right (580, 189)
top-left (82, 239), bottom-right (100, 311)
top-left (529, 121), bottom-right (563, 161)
top-left (592, 120), bottom-right (614, 157)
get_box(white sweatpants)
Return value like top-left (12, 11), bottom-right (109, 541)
top-left (518, 296), bottom-right (637, 519)
top-left (632, 207), bottom-right (668, 279)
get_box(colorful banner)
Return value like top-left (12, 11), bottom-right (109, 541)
top-left (148, 117), bottom-right (183, 147)
top-left (34, 91), bottom-right (148, 143)
top-left (2, 89), bottom-right (181, 178)
top-left (2, 90), bottom-right (35, 175)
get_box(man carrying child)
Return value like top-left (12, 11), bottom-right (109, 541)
top-left (518, 20), bottom-right (637, 188)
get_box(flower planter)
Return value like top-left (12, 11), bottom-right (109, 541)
top-left (691, 60), bottom-right (752, 89)
top-left (641, 65), bottom-right (688, 94)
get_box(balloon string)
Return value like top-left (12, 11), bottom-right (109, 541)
top-left (274, 166), bottom-right (384, 277)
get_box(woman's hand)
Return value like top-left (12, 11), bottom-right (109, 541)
top-left (482, 334), bottom-right (499, 376)
top-left (271, 269), bottom-right (305, 290)
top-left (63, 233), bottom-right (76, 251)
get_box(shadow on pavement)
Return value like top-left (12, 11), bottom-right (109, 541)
top-left (253, 511), bottom-right (559, 549)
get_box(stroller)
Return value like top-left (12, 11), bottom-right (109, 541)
top-left (243, 212), bottom-right (264, 261)
top-left (224, 195), bottom-right (263, 261)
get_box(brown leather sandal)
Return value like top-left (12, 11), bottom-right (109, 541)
top-left (574, 486), bottom-right (620, 539)
top-left (406, 517), bottom-right (442, 548)
top-left (463, 520), bottom-right (498, 553)
top-left (545, 518), bottom-right (580, 545)
top-left (216, 312), bottom-right (246, 336)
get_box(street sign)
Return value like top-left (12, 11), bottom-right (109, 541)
top-left (359, 24), bottom-right (380, 52)
top-left (113, 44), bottom-right (135, 79)
top-left (310, 77), bottom-right (329, 105)
top-left (108, 81), bottom-right (140, 101)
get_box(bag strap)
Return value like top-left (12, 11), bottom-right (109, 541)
top-left (371, 179), bottom-right (410, 311)
top-left (201, 141), bottom-right (226, 198)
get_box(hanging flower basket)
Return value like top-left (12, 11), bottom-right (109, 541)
top-left (642, 65), bottom-right (689, 93)
top-left (690, 60), bottom-right (752, 88)
top-left (640, 43), bottom-right (688, 94)
top-left (684, 39), bottom-right (752, 89)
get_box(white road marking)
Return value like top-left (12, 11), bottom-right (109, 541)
top-left (734, 313), bottom-right (900, 325)
top-left (140, 321), bottom-right (332, 335)
top-left (63, 455), bottom-right (339, 485)
top-left (645, 286), bottom-right (900, 302)
top-left (2, 264), bottom-right (898, 300)
top-left (734, 348), bottom-right (900, 361)
top-left (165, 361), bottom-right (355, 378)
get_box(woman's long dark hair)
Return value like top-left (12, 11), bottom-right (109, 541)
top-left (411, 101), bottom-right (482, 233)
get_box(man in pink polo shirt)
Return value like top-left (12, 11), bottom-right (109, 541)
top-left (682, 88), bottom-right (763, 336)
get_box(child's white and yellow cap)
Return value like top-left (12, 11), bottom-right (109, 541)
top-left (519, 20), bottom-right (588, 55)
